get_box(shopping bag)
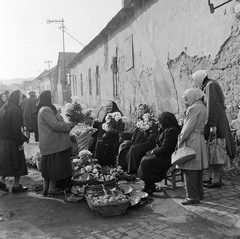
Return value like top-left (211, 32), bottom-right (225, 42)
top-left (171, 142), bottom-right (196, 166)
top-left (208, 132), bottom-right (230, 166)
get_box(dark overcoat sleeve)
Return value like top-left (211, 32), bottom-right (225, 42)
top-left (152, 127), bottom-right (179, 157)
top-left (11, 107), bottom-right (24, 146)
top-left (205, 82), bottom-right (222, 127)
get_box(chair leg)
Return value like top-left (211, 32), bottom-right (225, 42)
top-left (181, 170), bottom-right (184, 182)
top-left (164, 174), bottom-right (168, 186)
top-left (171, 170), bottom-right (176, 190)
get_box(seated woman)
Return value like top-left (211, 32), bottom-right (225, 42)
top-left (139, 112), bottom-right (181, 195)
top-left (118, 104), bottom-right (150, 170)
top-left (94, 100), bottom-right (124, 166)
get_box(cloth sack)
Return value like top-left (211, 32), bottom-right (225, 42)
top-left (171, 143), bottom-right (196, 166)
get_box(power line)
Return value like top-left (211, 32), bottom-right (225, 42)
top-left (64, 30), bottom-right (85, 47)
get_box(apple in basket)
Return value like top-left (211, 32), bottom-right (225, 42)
top-left (91, 194), bottom-right (128, 205)
top-left (97, 175), bottom-right (115, 182)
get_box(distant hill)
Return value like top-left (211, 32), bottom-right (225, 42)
top-left (0, 77), bottom-right (35, 86)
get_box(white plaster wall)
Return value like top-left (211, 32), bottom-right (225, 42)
top-left (70, 0), bottom-right (237, 117)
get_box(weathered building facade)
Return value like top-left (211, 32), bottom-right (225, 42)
top-left (69, 0), bottom-right (240, 119)
top-left (56, 52), bottom-right (78, 105)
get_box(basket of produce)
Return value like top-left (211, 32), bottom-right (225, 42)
top-left (86, 186), bottom-right (130, 216)
top-left (96, 175), bottom-right (118, 186)
top-left (95, 166), bottom-right (123, 186)
top-left (71, 172), bottom-right (96, 187)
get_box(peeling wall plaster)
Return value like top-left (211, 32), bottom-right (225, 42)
top-left (168, 25), bottom-right (240, 120)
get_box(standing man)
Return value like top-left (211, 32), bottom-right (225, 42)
top-left (22, 91), bottom-right (39, 142)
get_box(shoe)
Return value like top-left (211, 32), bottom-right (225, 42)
top-left (0, 182), bottom-right (9, 193)
top-left (205, 182), bottom-right (222, 189)
top-left (142, 184), bottom-right (156, 196)
top-left (181, 199), bottom-right (200, 205)
top-left (47, 189), bottom-right (64, 197)
top-left (12, 184), bottom-right (28, 193)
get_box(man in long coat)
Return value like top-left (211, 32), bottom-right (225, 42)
top-left (22, 91), bottom-right (38, 142)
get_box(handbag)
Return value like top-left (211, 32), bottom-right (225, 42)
top-left (208, 131), bottom-right (230, 166)
top-left (171, 142), bottom-right (196, 166)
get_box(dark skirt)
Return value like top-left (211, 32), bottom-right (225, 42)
top-left (41, 148), bottom-right (72, 181)
top-left (0, 139), bottom-right (28, 177)
top-left (127, 141), bottom-right (153, 174)
top-left (139, 154), bottom-right (171, 184)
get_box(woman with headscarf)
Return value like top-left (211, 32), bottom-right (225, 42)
top-left (0, 90), bottom-right (28, 193)
top-left (0, 92), bottom-right (8, 108)
top-left (118, 104), bottom-right (153, 171)
top-left (37, 90), bottom-right (75, 197)
top-left (192, 70), bottom-right (235, 188)
top-left (126, 105), bottom-right (158, 174)
top-left (94, 100), bottom-right (124, 166)
top-left (177, 88), bottom-right (208, 205)
top-left (139, 112), bottom-right (181, 195)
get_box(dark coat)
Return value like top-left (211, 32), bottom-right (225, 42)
top-left (125, 128), bottom-right (157, 174)
top-left (94, 117), bottom-right (124, 166)
top-left (0, 90), bottom-right (28, 176)
top-left (140, 126), bottom-right (181, 184)
top-left (202, 79), bottom-right (236, 159)
top-left (22, 95), bottom-right (38, 132)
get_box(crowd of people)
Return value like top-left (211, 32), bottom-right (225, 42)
top-left (0, 69), bottom-right (235, 205)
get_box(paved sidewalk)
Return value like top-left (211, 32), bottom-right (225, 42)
top-left (23, 138), bottom-right (240, 234)
top-left (163, 180), bottom-right (240, 229)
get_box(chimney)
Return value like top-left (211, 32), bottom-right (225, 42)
top-left (122, 0), bottom-right (131, 7)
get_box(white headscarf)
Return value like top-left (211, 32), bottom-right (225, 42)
top-left (192, 70), bottom-right (207, 89)
top-left (182, 88), bottom-right (207, 106)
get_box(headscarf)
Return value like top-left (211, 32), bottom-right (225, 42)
top-left (0, 93), bottom-right (7, 108)
top-left (138, 104), bottom-right (149, 113)
top-left (36, 90), bottom-right (57, 114)
top-left (158, 111), bottom-right (181, 130)
top-left (192, 70), bottom-right (207, 89)
top-left (109, 100), bottom-right (123, 116)
top-left (182, 88), bottom-right (207, 106)
top-left (8, 90), bottom-right (21, 106)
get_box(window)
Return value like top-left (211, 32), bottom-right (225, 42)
top-left (88, 69), bottom-right (92, 96)
top-left (73, 76), bottom-right (77, 96)
top-left (113, 72), bottom-right (119, 97)
top-left (112, 56), bottom-right (119, 97)
top-left (80, 73), bottom-right (83, 96)
top-left (96, 65), bottom-right (100, 96)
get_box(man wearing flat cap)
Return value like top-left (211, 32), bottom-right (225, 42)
top-left (22, 91), bottom-right (38, 142)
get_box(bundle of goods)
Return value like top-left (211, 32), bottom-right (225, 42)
top-left (70, 124), bottom-right (97, 152)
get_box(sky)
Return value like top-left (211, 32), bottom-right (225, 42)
top-left (0, 0), bottom-right (122, 80)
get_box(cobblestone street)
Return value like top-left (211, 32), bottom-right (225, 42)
top-left (0, 139), bottom-right (240, 238)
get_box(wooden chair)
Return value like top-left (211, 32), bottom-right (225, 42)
top-left (164, 165), bottom-right (184, 190)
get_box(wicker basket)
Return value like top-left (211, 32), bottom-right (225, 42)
top-left (71, 173), bottom-right (96, 187)
top-left (95, 178), bottom-right (118, 187)
top-left (86, 196), bottom-right (130, 216)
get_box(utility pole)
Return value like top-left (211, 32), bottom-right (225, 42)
top-left (47, 18), bottom-right (67, 103)
top-left (44, 60), bottom-right (53, 71)
top-left (46, 18), bottom-right (66, 82)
